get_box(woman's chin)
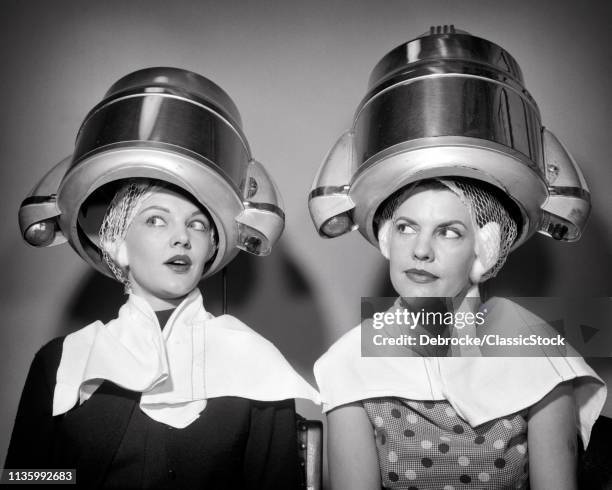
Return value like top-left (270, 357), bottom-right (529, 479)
top-left (159, 279), bottom-right (200, 299)
top-left (393, 280), bottom-right (440, 299)
top-left (392, 277), bottom-right (472, 300)
top-left (135, 286), bottom-right (196, 308)
top-left (159, 288), bottom-right (194, 302)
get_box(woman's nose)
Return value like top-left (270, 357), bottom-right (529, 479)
top-left (412, 233), bottom-right (433, 261)
top-left (171, 226), bottom-right (191, 249)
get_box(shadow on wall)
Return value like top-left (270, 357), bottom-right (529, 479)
top-left (484, 212), bottom-right (612, 298)
top-left (482, 235), bottom-right (554, 299)
top-left (57, 244), bottom-right (326, 383)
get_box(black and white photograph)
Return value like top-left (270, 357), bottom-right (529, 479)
top-left (1, 0), bottom-right (611, 488)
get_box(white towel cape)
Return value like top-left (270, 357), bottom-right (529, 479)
top-left (314, 297), bottom-right (606, 447)
top-left (54, 289), bottom-right (320, 428)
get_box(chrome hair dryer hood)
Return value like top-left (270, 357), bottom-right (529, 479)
top-left (19, 67), bottom-right (284, 279)
top-left (309, 25), bottom-right (590, 248)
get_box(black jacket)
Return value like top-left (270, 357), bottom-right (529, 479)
top-left (6, 337), bottom-right (301, 489)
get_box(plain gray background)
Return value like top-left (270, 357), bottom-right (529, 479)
top-left (1, 0), bottom-right (611, 474)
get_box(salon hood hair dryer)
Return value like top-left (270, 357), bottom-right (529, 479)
top-left (309, 25), bottom-right (590, 249)
top-left (19, 67), bottom-right (285, 281)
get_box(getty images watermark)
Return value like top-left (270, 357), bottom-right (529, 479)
top-left (360, 297), bottom-right (612, 357)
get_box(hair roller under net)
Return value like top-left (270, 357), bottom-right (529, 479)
top-left (439, 179), bottom-right (518, 280)
top-left (98, 180), bottom-right (159, 290)
top-left (375, 178), bottom-right (518, 282)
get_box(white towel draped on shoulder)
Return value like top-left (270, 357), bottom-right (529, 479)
top-left (54, 289), bottom-right (320, 428)
top-left (314, 297), bottom-right (606, 448)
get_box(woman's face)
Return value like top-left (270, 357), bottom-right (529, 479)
top-left (119, 188), bottom-right (216, 310)
top-left (386, 188), bottom-right (476, 298)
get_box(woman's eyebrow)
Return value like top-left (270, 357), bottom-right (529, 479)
top-left (139, 205), bottom-right (170, 214)
top-left (437, 220), bottom-right (467, 228)
top-left (394, 216), bottom-right (418, 224)
top-left (394, 216), bottom-right (467, 228)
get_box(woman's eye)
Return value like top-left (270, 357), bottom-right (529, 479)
top-left (441, 228), bottom-right (462, 239)
top-left (396, 222), bottom-right (416, 234)
top-left (189, 220), bottom-right (209, 232)
top-left (145, 215), bottom-right (166, 227)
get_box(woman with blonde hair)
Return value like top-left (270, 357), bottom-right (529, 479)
top-left (8, 68), bottom-right (319, 489)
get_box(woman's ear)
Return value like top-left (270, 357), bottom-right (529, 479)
top-left (378, 221), bottom-right (392, 260)
top-left (470, 222), bottom-right (501, 283)
top-left (114, 240), bottom-right (130, 269)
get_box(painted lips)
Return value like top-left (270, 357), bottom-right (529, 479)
top-left (404, 268), bottom-right (438, 283)
top-left (164, 254), bottom-right (192, 273)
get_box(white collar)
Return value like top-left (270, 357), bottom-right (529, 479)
top-left (314, 297), bottom-right (606, 447)
top-left (54, 289), bottom-right (319, 428)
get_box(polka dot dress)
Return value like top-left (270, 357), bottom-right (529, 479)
top-left (362, 398), bottom-right (529, 489)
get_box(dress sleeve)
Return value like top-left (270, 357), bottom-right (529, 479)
top-left (5, 338), bottom-right (63, 469)
top-left (243, 398), bottom-right (301, 490)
